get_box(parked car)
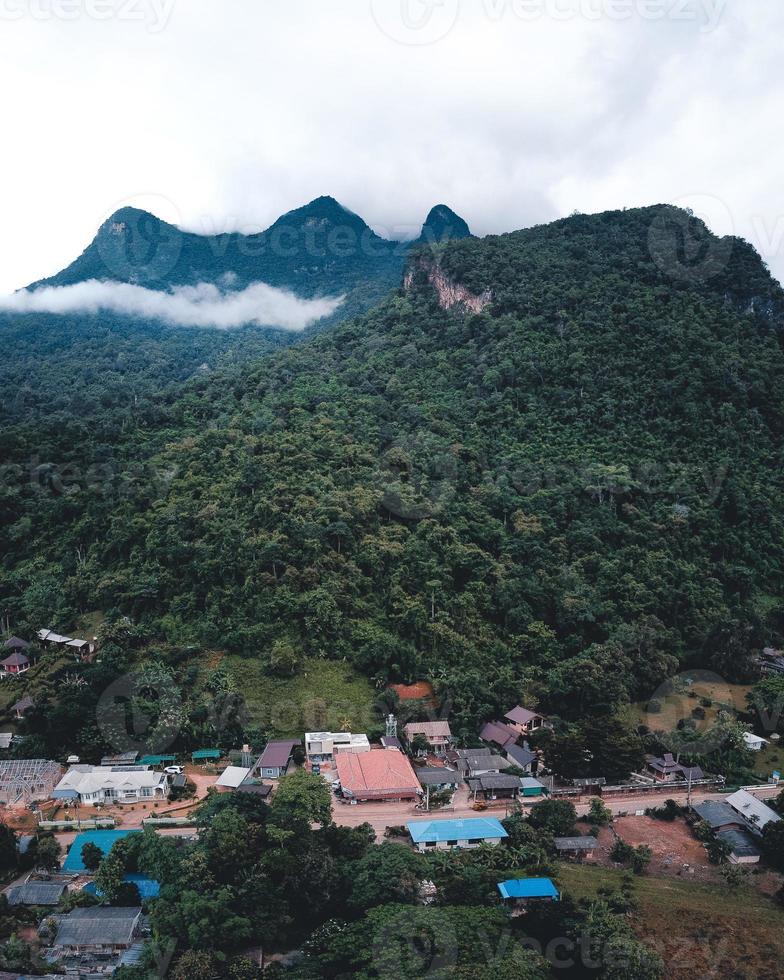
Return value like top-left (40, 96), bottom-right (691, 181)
top-left (165, 765), bottom-right (184, 775)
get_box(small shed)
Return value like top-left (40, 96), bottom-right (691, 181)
top-left (4, 636), bottom-right (30, 652)
top-left (554, 836), bottom-right (598, 860)
top-left (11, 695), bottom-right (35, 719)
top-left (520, 777), bottom-right (547, 798)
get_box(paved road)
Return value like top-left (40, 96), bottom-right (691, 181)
top-left (328, 784), bottom-right (781, 837)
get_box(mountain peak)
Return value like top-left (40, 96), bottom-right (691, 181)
top-left (418, 204), bottom-right (471, 243)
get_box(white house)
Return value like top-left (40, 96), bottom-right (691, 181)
top-left (742, 732), bottom-right (769, 752)
top-left (725, 789), bottom-right (781, 835)
top-left (52, 766), bottom-right (169, 806)
top-left (304, 732), bottom-right (370, 762)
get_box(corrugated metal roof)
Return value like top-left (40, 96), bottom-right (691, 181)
top-left (7, 881), bottom-right (66, 905)
top-left (53, 907), bottom-right (141, 948)
top-left (407, 817), bottom-right (508, 843)
top-left (498, 878), bottom-right (559, 899)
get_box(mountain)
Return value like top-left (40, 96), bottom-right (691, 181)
top-left (417, 204), bottom-right (472, 243)
top-left (3, 204), bottom-right (784, 736)
top-left (29, 196), bottom-right (472, 326)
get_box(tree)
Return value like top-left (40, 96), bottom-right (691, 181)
top-left (347, 843), bottom-right (428, 911)
top-left (35, 836), bottom-right (61, 871)
top-left (270, 768), bottom-right (332, 829)
top-left (81, 841), bottom-right (103, 872)
top-left (0, 826), bottom-right (17, 874)
top-left (171, 950), bottom-right (219, 980)
top-left (527, 799), bottom-right (577, 836)
top-left (95, 853), bottom-right (125, 903)
top-left (588, 798), bottom-right (612, 827)
top-left (761, 819), bottom-right (784, 871)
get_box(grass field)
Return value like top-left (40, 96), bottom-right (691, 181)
top-left (224, 655), bottom-right (379, 736)
top-left (753, 743), bottom-right (784, 782)
top-left (556, 862), bottom-right (784, 979)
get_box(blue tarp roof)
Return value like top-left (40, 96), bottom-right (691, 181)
top-left (138, 755), bottom-right (176, 766)
top-left (498, 878), bottom-right (559, 900)
top-left (62, 829), bottom-right (140, 872)
top-left (192, 748), bottom-right (221, 759)
top-left (407, 817), bottom-right (508, 843)
top-left (84, 873), bottom-right (160, 900)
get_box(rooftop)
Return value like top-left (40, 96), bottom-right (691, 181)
top-left (505, 744), bottom-right (536, 769)
top-left (216, 766), bottom-right (251, 789)
top-left (504, 706), bottom-right (544, 726)
top-left (416, 767), bottom-right (460, 786)
top-left (498, 878), bottom-right (559, 900)
top-left (1, 651), bottom-right (30, 667)
top-left (726, 790), bottom-right (782, 833)
top-left (7, 881), bottom-right (66, 905)
top-left (62, 829), bottom-right (140, 873)
top-left (258, 739), bottom-right (299, 769)
top-left (716, 828), bottom-right (762, 858)
top-left (54, 765), bottom-right (167, 798)
top-left (403, 721), bottom-right (453, 739)
top-left (407, 817), bottom-right (508, 843)
top-left (693, 801), bottom-right (743, 829)
top-left (479, 720), bottom-right (519, 748)
top-left (53, 906), bottom-right (141, 948)
top-left (554, 836), bottom-right (599, 851)
top-left (337, 748), bottom-right (421, 799)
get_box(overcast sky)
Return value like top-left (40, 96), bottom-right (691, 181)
top-left (1, 0), bottom-right (782, 295)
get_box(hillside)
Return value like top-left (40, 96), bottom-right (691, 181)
top-left (3, 205), bottom-right (784, 735)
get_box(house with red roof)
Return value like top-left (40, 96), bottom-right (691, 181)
top-left (335, 748), bottom-right (421, 802)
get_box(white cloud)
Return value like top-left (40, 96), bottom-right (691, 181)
top-left (0, 280), bottom-right (344, 331)
top-left (0, 2), bottom-right (782, 290)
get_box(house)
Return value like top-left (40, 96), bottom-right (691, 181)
top-left (503, 706), bottom-right (549, 736)
top-left (468, 773), bottom-right (521, 801)
top-left (448, 748), bottom-right (511, 779)
top-left (257, 739), bottom-right (300, 778)
top-left (53, 766), bottom-right (170, 806)
top-left (62, 830), bottom-right (140, 872)
top-left (3, 636), bottom-right (30, 653)
top-left (100, 751), bottom-right (139, 767)
top-left (407, 817), bottom-right (508, 851)
top-left (216, 766), bottom-right (252, 792)
top-left (11, 695), bottom-right (34, 719)
top-left (646, 753), bottom-right (704, 783)
top-left (0, 759), bottom-right (62, 804)
top-left (46, 905), bottom-right (143, 952)
top-left (479, 720), bottom-right (520, 751)
top-left (0, 651), bottom-right (30, 675)
top-left (716, 828), bottom-right (762, 865)
top-left (504, 743), bottom-right (537, 773)
top-left (693, 801), bottom-right (748, 833)
top-left (742, 732), bottom-right (769, 752)
top-left (497, 877), bottom-right (560, 909)
top-left (554, 836), bottom-right (599, 860)
top-left (403, 721), bottom-right (453, 756)
top-left (7, 881), bottom-right (66, 906)
top-left (37, 629), bottom-right (96, 658)
top-left (415, 767), bottom-right (461, 793)
top-left (305, 732), bottom-right (370, 763)
top-left (759, 647), bottom-right (784, 675)
top-left (336, 747), bottom-right (421, 802)
top-left (725, 790), bottom-right (782, 835)
top-left (520, 776), bottom-right (547, 798)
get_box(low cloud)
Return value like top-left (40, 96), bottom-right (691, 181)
top-left (0, 279), bottom-right (344, 331)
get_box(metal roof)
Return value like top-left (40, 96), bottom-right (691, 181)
top-left (504, 706), bottom-right (544, 726)
top-left (468, 774), bottom-right (522, 790)
top-left (498, 878), bottom-right (559, 900)
top-left (62, 830), bottom-right (140, 872)
top-left (726, 790), bottom-right (782, 833)
top-left (554, 836), bottom-right (598, 851)
top-left (258, 739), bottom-right (299, 769)
top-left (407, 817), bottom-right (508, 843)
top-left (191, 748), bottom-right (221, 760)
top-left (416, 767), bottom-right (460, 785)
top-left (716, 828), bottom-right (762, 858)
top-left (693, 801), bottom-right (743, 829)
top-left (7, 881), bottom-right (66, 905)
top-left (53, 906), bottom-right (141, 948)
top-left (505, 744), bottom-right (536, 768)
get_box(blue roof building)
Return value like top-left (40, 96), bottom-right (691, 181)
top-left (62, 829), bottom-right (140, 873)
top-left (84, 872), bottom-right (161, 900)
top-left (407, 817), bottom-right (508, 850)
top-left (498, 878), bottom-right (560, 902)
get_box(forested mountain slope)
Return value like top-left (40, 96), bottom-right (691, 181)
top-left (3, 204), bottom-right (784, 731)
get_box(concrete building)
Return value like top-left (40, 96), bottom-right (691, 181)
top-left (336, 747), bottom-right (421, 802)
top-left (305, 731), bottom-right (370, 762)
top-left (407, 817), bottom-right (508, 851)
top-left (53, 766), bottom-right (169, 806)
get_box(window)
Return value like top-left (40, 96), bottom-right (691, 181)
top-left (447, 839), bottom-right (458, 846)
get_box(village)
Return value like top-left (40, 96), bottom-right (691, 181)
top-left (1, 631), bottom-right (784, 975)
